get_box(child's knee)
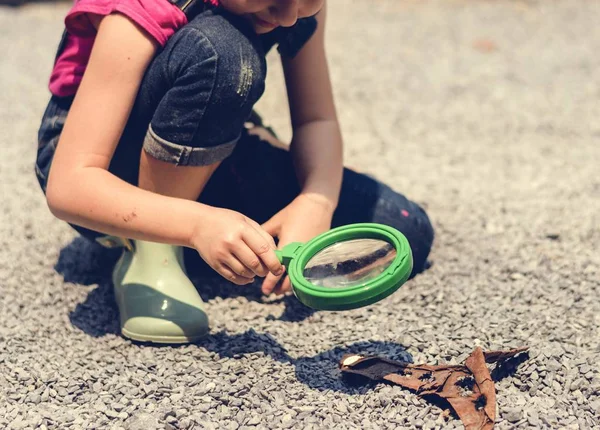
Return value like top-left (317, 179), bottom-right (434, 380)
top-left (178, 12), bottom-right (266, 109)
top-left (403, 201), bottom-right (434, 275)
top-left (145, 13), bottom-right (266, 167)
top-left (374, 186), bottom-right (434, 275)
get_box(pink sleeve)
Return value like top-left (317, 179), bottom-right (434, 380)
top-left (65, 0), bottom-right (188, 46)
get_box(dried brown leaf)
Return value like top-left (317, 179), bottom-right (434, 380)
top-left (339, 346), bottom-right (529, 430)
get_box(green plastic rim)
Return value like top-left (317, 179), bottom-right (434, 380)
top-left (276, 223), bottom-right (413, 311)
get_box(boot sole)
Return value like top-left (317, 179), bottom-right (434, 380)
top-left (121, 327), bottom-right (209, 344)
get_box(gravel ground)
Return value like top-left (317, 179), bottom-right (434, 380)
top-left (1, 1), bottom-right (599, 429)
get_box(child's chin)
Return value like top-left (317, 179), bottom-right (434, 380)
top-left (254, 25), bottom-right (278, 34)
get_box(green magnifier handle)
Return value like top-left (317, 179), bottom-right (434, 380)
top-left (274, 242), bottom-right (304, 267)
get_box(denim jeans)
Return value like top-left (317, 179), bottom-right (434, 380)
top-left (35, 8), bottom-right (434, 275)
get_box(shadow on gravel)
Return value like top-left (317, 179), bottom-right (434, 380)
top-left (489, 351), bottom-right (531, 382)
top-left (54, 237), bottom-right (121, 337)
top-left (55, 238), bottom-right (417, 393)
top-left (198, 331), bottom-right (414, 394)
top-left (55, 237), bottom-right (316, 338)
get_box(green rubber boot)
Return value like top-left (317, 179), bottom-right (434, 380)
top-left (106, 238), bottom-right (209, 344)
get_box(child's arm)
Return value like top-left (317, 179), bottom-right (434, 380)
top-left (282, 3), bottom-right (343, 212)
top-left (261, 3), bottom-right (344, 294)
top-left (47, 14), bottom-right (281, 283)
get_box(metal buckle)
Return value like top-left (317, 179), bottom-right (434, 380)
top-left (169, 0), bottom-right (200, 13)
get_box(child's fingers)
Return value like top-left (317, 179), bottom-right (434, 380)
top-left (231, 243), bottom-right (269, 277)
top-left (215, 262), bottom-right (255, 286)
top-left (223, 254), bottom-right (257, 279)
top-left (242, 226), bottom-right (283, 276)
top-left (246, 217), bottom-right (278, 246)
top-left (262, 271), bottom-right (283, 295)
top-left (273, 276), bottom-right (292, 296)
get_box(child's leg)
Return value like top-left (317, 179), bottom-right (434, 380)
top-left (138, 152), bottom-right (221, 199)
top-left (331, 169), bottom-right (434, 276)
top-left (105, 10), bottom-right (269, 342)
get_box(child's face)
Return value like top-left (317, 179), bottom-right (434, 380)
top-left (219, 0), bottom-right (325, 34)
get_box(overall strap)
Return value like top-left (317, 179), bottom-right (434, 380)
top-left (168, 0), bottom-right (211, 17)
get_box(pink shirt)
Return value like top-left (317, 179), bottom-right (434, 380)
top-left (49, 0), bottom-right (212, 97)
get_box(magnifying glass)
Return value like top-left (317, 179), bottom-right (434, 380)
top-left (274, 223), bottom-right (413, 311)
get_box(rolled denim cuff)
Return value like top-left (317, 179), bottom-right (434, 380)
top-left (143, 124), bottom-right (239, 166)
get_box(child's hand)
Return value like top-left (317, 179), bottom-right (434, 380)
top-left (261, 194), bottom-right (335, 295)
top-left (190, 207), bottom-right (284, 285)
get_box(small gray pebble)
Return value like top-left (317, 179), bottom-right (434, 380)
top-left (570, 378), bottom-right (585, 391)
top-left (422, 420), bottom-right (437, 430)
top-left (552, 380), bottom-right (562, 392)
top-left (411, 418), bottom-right (424, 428)
top-left (112, 403), bottom-right (125, 412)
top-left (105, 410), bottom-right (120, 419)
top-left (528, 415), bottom-right (542, 427)
top-left (589, 399), bottom-right (600, 414)
top-left (28, 393), bottom-right (41, 404)
top-left (197, 403), bottom-right (212, 413)
top-left (225, 421), bottom-right (239, 430)
top-left (14, 419), bottom-right (31, 430)
top-left (504, 408), bottom-right (523, 423)
top-left (171, 393), bottom-right (184, 403)
top-left (125, 413), bottom-right (161, 430)
top-left (94, 402), bottom-right (107, 413)
top-left (247, 415), bottom-right (261, 426)
top-left (547, 359), bottom-right (562, 372)
top-left (281, 415), bottom-right (295, 429)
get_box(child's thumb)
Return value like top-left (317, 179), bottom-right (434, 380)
top-left (261, 214), bottom-right (280, 236)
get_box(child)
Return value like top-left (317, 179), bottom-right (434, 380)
top-left (35, 0), bottom-right (434, 344)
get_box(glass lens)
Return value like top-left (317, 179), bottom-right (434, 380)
top-left (302, 239), bottom-right (397, 288)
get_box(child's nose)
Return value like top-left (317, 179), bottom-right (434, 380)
top-left (271, 0), bottom-right (299, 28)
